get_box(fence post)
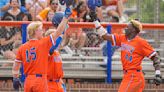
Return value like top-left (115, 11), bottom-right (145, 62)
top-left (20, 24), bottom-right (27, 82)
top-left (106, 25), bottom-right (112, 83)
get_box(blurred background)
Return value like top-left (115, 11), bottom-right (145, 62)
top-left (0, 0), bottom-right (164, 91)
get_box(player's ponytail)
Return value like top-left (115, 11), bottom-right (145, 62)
top-left (27, 21), bottom-right (43, 39)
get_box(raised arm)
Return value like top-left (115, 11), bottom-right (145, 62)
top-left (89, 11), bottom-right (114, 44)
top-left (1, 3), bottom-right (10, 12)
top-left (51, 7), bottom-right (72, 41)
top-left (87, 0), bottom-right (113, 43)
top-left (94, 19), bottom-right (113, 42)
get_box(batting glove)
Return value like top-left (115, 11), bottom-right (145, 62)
top-left (64, 7), bottom-right (72, 18)
top-left (13, 77), bottom-right (22, 91)
top-left (154, 70), bottom-right (162, 86)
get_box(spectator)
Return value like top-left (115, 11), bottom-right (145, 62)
top-left (0, 26), bottom-right (19, 56)
top-left (70, 1), bottom-right (89, 22)
top-left (25, 0), bottom-right (47, 20)
top-left (96, 7), bottom-right (103, 21)
top-left (71, 1), bottom-right (102, 22)
top-left (0, 0), bottom-right (22, 19)
top-left (36, 0), bottom-right (59, 21)
top-left (0, 3), bottom-right (22, 56)
top-left (1, 0), bottom-right (24, 21)
top-left (22, 12), bottom-right (32, 21)
top-left (61, 27), bottom-right (86, 55)
top-left (110, 15), bottom-right (123, 34)
top-left (2, 40), bottom-right (22, 67)
top-left (103, 0), bottom-right (127, 22)
top-left (47, 10), bottom-right (55, 21)
top-left (0, 26), bottom-right (16, 55)
top-left (0, 0), bottom-right (10, 19)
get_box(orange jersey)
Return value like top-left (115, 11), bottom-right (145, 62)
top-left (16, 36), bottom-right (54, 75)
top-left (112, 34), bottom-right (156, 70)
top-left (47, 51), bottom-right (63, 80)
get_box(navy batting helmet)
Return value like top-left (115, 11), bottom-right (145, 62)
top-left (52, 12), bottom-right (64, 27)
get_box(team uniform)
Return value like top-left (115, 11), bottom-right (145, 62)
top-left (15, 36), bottom-right (54, 92)
top-left (47, 51), bottom-right (66, 92)
top-left (112, 34), bottom-right (156, 92)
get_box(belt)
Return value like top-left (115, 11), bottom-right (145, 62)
top-left (49, 79), bottom-right (60, 82)
top-left (25, 74), bottom-right (42, 77)
top-left (123, 70), bottom-right (141, 74)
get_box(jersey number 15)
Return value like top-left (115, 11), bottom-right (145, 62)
top-left (26, 47), bottom-right (36, 62)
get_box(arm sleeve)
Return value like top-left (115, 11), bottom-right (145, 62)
top-left (141, 40), bottom-right (156, 58)
top-left (49, 36), bottom-right (63, 55)
top-left (15, 47), bottom-right (22, 62)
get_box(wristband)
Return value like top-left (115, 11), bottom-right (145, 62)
top-left (97, 26), bottom-right (107, 37)
top-left (155, 70), bottom-right (161, 75)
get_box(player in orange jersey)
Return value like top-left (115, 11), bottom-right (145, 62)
top-left (90, 11), bottom-right (162, 92)
top-left (12, 7), bottom-right (72, 92)
top-left (44, 29), bottom-right (66, 92)
top-left (45, 11), bottom-right (67, 92)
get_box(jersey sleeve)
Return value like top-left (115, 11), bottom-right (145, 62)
top-left (38, 7), bottom-right (50, 20)
top-left (41, 35), bottom-right (55, 50)
top-left (15, 47), bottom-right (22, 62)
top-left (111, 34), bottom-right (122, 46)
top-left (141, 40), bottom-right (156, 58)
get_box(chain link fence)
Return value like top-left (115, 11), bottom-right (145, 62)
top-left (124, 0), bottom-right (164, 23)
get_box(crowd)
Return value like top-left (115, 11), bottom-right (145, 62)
top-left (0, 0), bottom-right (127, 60)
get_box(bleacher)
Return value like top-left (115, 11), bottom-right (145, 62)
top-left (0, 46), bottom-right (164, 81)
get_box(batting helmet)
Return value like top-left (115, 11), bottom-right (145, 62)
top-left (52, 12), bottom-right (64, 27)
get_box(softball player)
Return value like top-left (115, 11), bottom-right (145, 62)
top-left (12, 7), bottom-right (72, 92)
top-left (90, 13), bottom-right (162, 92)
